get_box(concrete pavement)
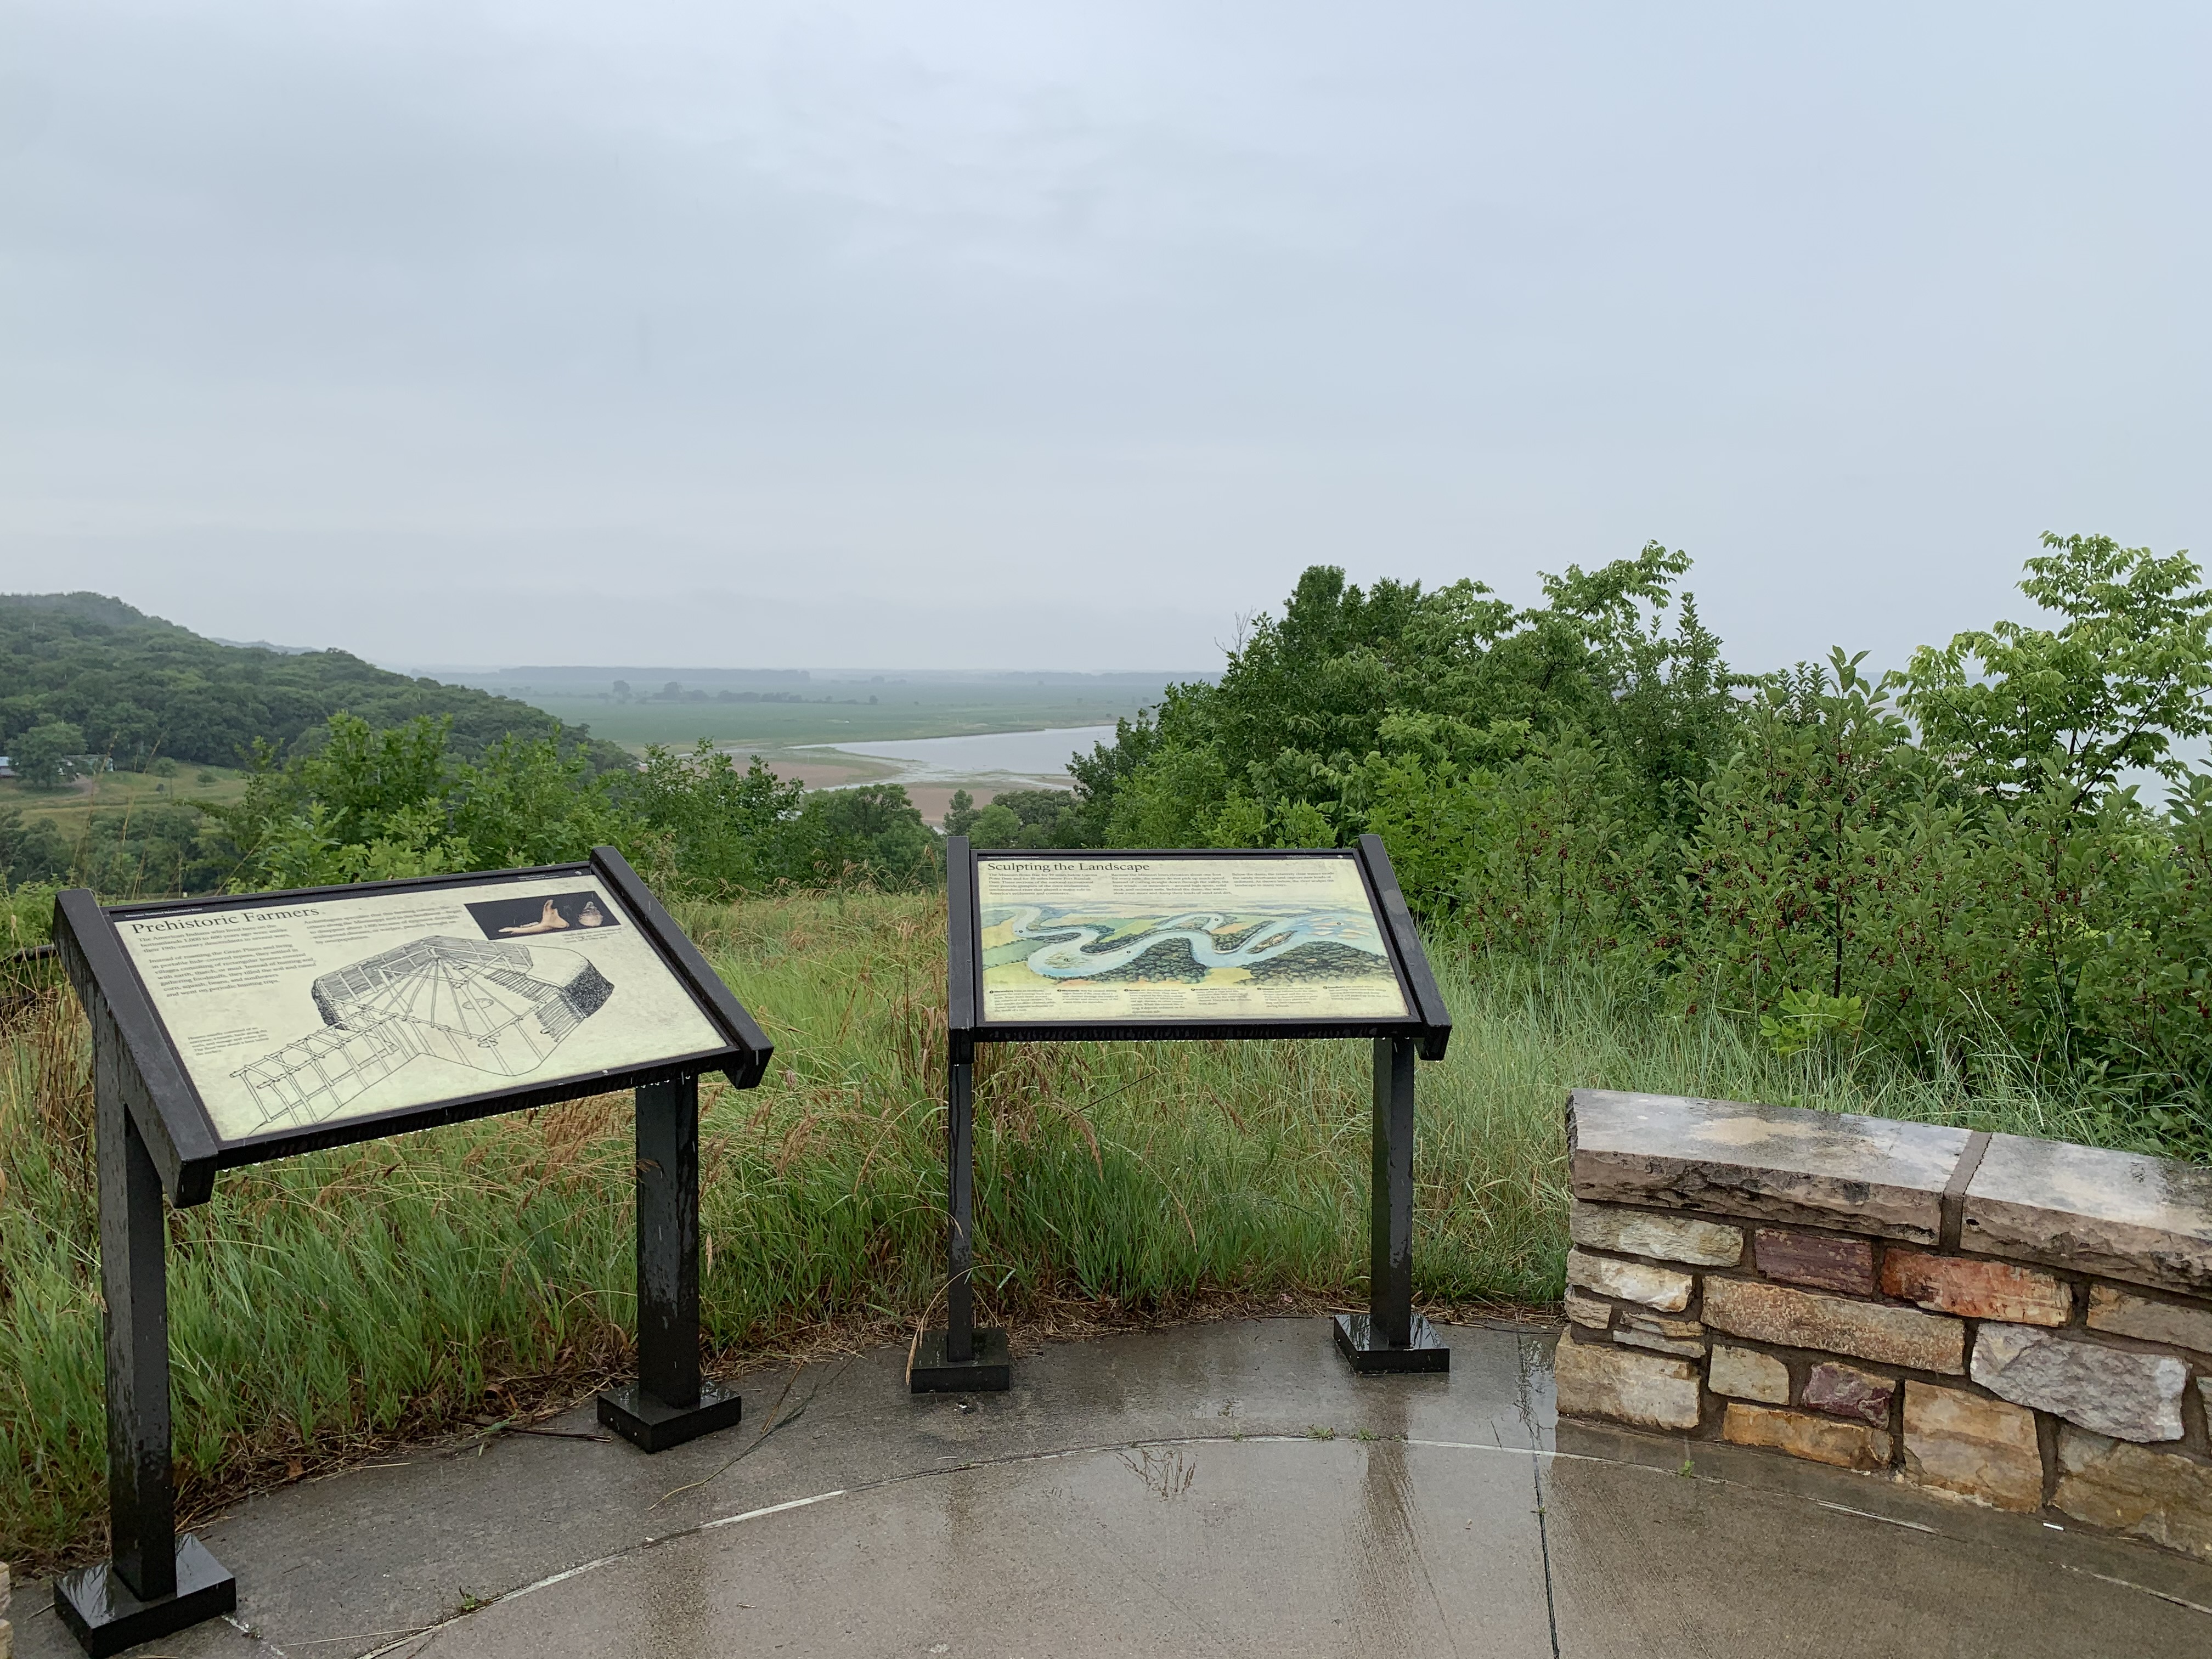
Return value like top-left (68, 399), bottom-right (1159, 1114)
top-left (14, 1317), bottom-right (2212, 1657)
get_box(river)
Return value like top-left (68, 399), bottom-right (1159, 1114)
top-left (803, 724), bottom-right (1114, 787)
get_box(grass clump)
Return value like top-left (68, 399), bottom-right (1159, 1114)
top-left (0, 891), bottom-right (2103, 1566)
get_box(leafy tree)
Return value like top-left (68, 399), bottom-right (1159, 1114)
top-left (621, 743), bottom-right (805, 898)
top-left (13, 721), bottom-right (86, 789)
top-left (969, 789), bottom-right (1084, 849)
top-left (208, 714), bottom-right (632, 890)
top-left (0, 812), bottom-right (71, 887)
top-left (789, 785), bottom-right (938, 888)
top-left (1074, 543), bottom-right (1734, 855)
top-left (1675, 652), bottom-right (1927, 1013)
top-left (1897, 533), bottom-right (2212, 799)
top-left (945, 787), bottom-right (1084, 849)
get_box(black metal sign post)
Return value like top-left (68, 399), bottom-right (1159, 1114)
top-left (913, 834), bottom-right (1451, 1393)
top-left (1335, 1034), bottom-right (1449, 1370)
top-left (909, 848), bottom-right (1012, 1388)
top-left (50, 849), bottom-right (771, 1656)
top-left (595, 1071), bottom-right (746, 1448)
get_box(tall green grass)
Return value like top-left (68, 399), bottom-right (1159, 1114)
top-left (0, 892), bottom-right (2118, 1564)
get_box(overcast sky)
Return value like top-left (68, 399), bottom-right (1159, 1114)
top-left (2, 3), bottom-right (2206, 673)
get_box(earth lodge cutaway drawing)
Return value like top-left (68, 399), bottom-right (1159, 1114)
top-left (232, 935), bottom-right (614, 1132)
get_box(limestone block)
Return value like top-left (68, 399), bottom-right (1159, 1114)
top-left (1565, 1248), bottom-right (1693, 1312)
top-left (1553, 1335), bottom-right (1703, 1430)
top-left (1802, 1361), bottom-right (1895, 1426)
top-left (1569, 1200), bottom-right (1743, 1267)
top-left (1622, 1311), bottom-right (1703, 1339)
top-left (1709, 1344), bottom-right (1790, 1404)
top-left (1900, 1382), bottom-right (2043, 1511)
top-left (1563, 1288), bottom-right (1613, 1330)
top-left (2055, 1427), bottom-right (2212, 1561)
top-left (1754, 1228), bottom-right (1876, 1295)
top-left (1569, 1088), bottom-right (1970, 1242)
top-left (2086, 1284), bottom-right (2212, 1355)
top-left (1616, 1311), bottom-right (1707, 1357)
top-left (1878, 1248), bottom-right (2070, 1326)
top-left (1962, 1132), bottom-right (2212, 1298)
top-left (1703, 1277), bottom-right (1966, 1374)
top-left (1722, 1402), bottom-right (1892, 1471)
top-left (1971, 1324), bottom-right (2186, 1442)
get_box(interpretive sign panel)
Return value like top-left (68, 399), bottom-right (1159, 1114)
top-left (117, 872), bottom-right (724, 1146)
top-left (975, 853), bottom-right (1408, 1026)
top-left (61, 849), bottom-right (767, 1189)
top-left (917, 835), bottom-right (1453, 1397)
top-left (952, 842), bottom-right (1446, 1049)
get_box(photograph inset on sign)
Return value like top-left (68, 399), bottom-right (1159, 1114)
top-left (233, 936), bottom-right (614, 1132)
top-left (464, 890), bottom-right (619, 939)
top-left (976, 855), bottom-right (1407, 1024)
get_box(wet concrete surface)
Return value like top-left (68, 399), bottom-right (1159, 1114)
top-left (14, 1317), bottom-right (2212, 1657)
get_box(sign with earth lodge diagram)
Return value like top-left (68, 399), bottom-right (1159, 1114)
top-left (114, 872), bottom-right (726, 1144)
top-left (974, 853), bottom-right (1409, 1025)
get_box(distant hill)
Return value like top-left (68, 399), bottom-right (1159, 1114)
top-left (0, 592), bottom-right (631, 772)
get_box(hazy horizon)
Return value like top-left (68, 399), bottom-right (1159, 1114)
top-left (4, 4), bottom-right (2207, 673)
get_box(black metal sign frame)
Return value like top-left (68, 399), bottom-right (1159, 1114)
top-left (911, 834), bottom-right (1452, 1393)
top-left (50, 847), bottom-right (772, 1657)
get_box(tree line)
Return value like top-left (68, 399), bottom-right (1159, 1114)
top-left (0, 718), bottom-right (940, 905)
top-left (1057, 533), bottom-right (2212, 1159)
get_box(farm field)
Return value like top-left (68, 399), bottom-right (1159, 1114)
top-left (435, 670), bottom-right (1188, 753)
top-left (0, 765), bottom-right (252, 833)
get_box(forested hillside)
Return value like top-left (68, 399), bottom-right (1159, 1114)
top-left (0, 592), bottom-right (628, 777)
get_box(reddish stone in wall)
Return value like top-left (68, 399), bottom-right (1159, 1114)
top-left (1755, 1229), bottom-right (1877, 1296)
top-left (1881, 1248), bottom-right (2070, 1325)
top-left (1802, 1361), bottom-right (1896, 1427)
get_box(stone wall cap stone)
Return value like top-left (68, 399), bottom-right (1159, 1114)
top-left (1962, 1132), bottom-right (2212, 1298)
top-left (1568, 1089), bottom-right (1969, 1243)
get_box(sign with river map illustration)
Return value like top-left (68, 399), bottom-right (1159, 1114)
top-left (974, 853), bottom-right (1409, 1025)
top-left (114, 872), bottom-right (727, 1144)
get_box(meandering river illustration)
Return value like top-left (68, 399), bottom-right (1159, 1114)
top-left (988, 905), bottom-right (1388, 980)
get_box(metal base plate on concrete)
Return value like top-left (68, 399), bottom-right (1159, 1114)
top-left (909, 1326), bottom-right (1012, 1392)
top-left (1333, 1312), bottom-right (1451, 1374)
top-left (54, 1534), bottom-right (236, 1658)
top-left (596, 1379), bottom-right (744, 1453)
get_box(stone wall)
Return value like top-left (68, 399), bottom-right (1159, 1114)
top-left (1557, 1089), bottom-right (2212, 1561)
